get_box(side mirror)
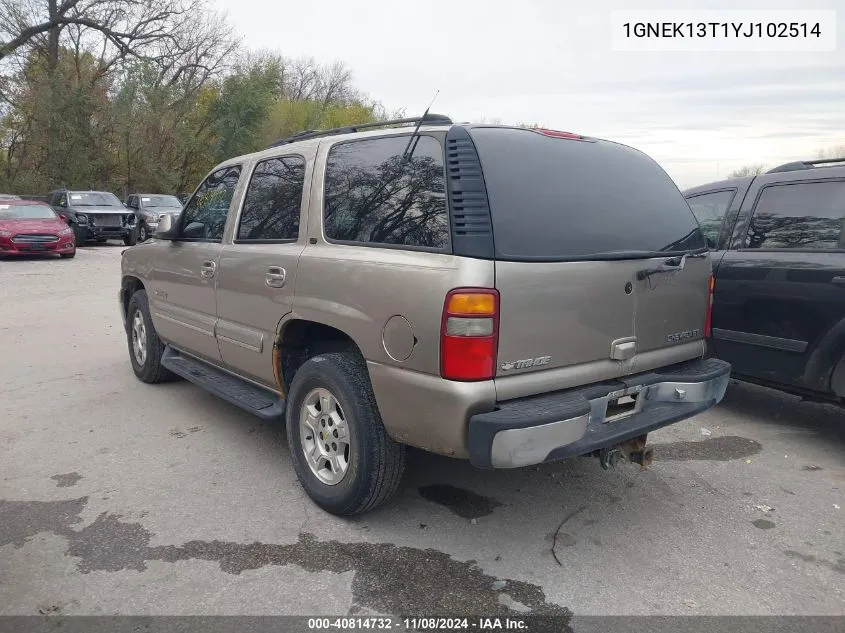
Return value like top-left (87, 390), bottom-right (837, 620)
top-left (154, 213), bottom-right (178, 240)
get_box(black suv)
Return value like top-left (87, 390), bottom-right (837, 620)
top-left (48, 189), bottom-right (138, 246)
top-left (684, 157), bottom-right (845, 402)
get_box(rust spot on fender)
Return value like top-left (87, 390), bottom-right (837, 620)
top-left (272, 339), bottom-right (286, 399)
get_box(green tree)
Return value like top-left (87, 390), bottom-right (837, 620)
top-left (212, 57), bottom-right (281, 161)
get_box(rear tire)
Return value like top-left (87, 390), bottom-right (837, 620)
top-left (286, 350), bottom-right (405, 516)
top-left (126, 289), bottom-right (173, 384)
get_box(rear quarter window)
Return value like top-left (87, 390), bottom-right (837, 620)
top-left (323, 135), bottom-right (449, 250)
top-left (469, 127), bottom-right (705, 261)
top-left (686, 189), bottom-right (736, 249)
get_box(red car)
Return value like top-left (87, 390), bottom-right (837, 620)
top-left (0, 198), bottom-right (76, 258)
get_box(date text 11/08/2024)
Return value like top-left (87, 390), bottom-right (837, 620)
top-left (307, 617), bottom-right (538, 631)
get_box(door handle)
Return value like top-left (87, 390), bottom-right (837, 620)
top-left (832, 276), bottom-right (845, 287)
top-left (265, 266), bottom-right (287, 288)
top-left (200, 261), bottom-right (217, 279)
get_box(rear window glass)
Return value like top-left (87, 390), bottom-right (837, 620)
top-left (469, 128), bottom-right (706, 261)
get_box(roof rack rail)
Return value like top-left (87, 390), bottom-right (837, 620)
top-left (767, 157), bottom-right (845, 174)
top-left (264, 114), bottom-right (453, 149)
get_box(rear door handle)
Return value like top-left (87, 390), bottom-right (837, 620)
top-left (832, 276), bottom-right (845, 287)
top-left (200, 261), bottom-right (217, 278)
top-left (265, 266), bottom-right (287, 288)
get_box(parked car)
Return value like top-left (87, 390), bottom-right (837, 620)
top-left (0, 193), bottom-right (21, 199)
top-left (684, 156), bottom-right (845, 402)
top-left (119, 115), bottom-right (730, 516)
top-left (48, 189), bottom-right (137, 246)
top-left (125, 193), bottom-right (184, 242)
top-left (0, 198), bottom-right (76, 258)
top-left (176, 193), bottom-right (190, 205)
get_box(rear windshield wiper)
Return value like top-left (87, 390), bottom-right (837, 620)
top-left (636, 252), bottom-right (706, 281)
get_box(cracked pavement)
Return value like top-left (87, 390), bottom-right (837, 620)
top-left (1, 246), bottom-right (843, 617)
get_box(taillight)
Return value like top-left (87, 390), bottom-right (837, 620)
top-left (704, 274), bottom-right (715, 338)
top-left (441, 288), bottom-right (499, 381)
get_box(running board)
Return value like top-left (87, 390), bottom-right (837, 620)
top-left (161, 347), bottom-right (285, 421)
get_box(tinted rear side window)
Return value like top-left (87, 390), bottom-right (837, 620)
top-left (469, 128), bottom-right (705, 261)
top-left (323, 135), bottom-right (449, 250)
top-left (237, 156), bottom-right (305, 242)
top-left (686, 189), bottom-right (736, 249)
top-left (745, 180), bottom-right (845, 250)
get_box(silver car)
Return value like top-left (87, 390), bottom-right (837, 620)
top-left (125, 194), bottom-right (183, 242)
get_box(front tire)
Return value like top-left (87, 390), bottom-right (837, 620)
top-left (72, 224), bottom-right (87, 246)
top-left (123, 228), bottom-right (138, 246)
top-left (139, 224), bottom-right (148, 242)
top-left (59, 250), bottom-right (76, 259)
top-left (286, 350), bottom-right (405, 516)
top-left (126, 289), bottom-right (173, 383)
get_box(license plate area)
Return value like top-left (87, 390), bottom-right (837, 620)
top-left (602, 386), bottom-right (645, 423)
top-left (606, 396), bottom-right (637, 421)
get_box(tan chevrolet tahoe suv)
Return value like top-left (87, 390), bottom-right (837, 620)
top-left (119, 114), bottom-right (731, 516)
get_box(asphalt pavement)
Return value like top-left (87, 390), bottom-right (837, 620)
top-left (1, 245), bottom-right (843, 619)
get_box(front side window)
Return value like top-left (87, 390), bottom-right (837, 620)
top-left (323, 135), bottom-right (449, 250)
top-left (746, 181), bottom-right (845, 250)
top-left (237, 156), bottom-right (305, 242)
top-left (181, 165), bottom-right (242, 241)
top-left (686, 189), bottom-right (736, 249)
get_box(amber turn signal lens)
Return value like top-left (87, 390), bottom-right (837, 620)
top-left (446, 293), bottom-right (496, 315)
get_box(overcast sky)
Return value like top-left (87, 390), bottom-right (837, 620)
top-left (214, 0), bottom-right (843, 189)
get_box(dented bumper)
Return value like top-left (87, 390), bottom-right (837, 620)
top-left (467, 357), bottom-right (731, 469)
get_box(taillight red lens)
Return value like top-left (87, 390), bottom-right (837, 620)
top-left (441, 288), bottom-right (499, 381)
top-left (704, 274), bottom-right (715, 338)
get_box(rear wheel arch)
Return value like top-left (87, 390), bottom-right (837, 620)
top-left (803, 315), bottom-right (845, 395)
top-left (829, 354), bottom-right (845, 398)
top-left (275, 318), bottom-right (369, 394)
top-left (120, 276), bottom-right (146, 323)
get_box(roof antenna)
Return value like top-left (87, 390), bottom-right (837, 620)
top-left (403, 89), bottom-right (440, 160)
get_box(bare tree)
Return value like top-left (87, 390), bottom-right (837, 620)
top-left (281, 56), bottom-right (360, 106)
top-left (817, 143), bottom-right (845, 160)
top-left (729, 163), bottom-right (767, 178)
top-left (0, 0), bottom-right (236, 78)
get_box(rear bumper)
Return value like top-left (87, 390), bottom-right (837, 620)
top-left (467, 357), bottom-right (731, 468)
